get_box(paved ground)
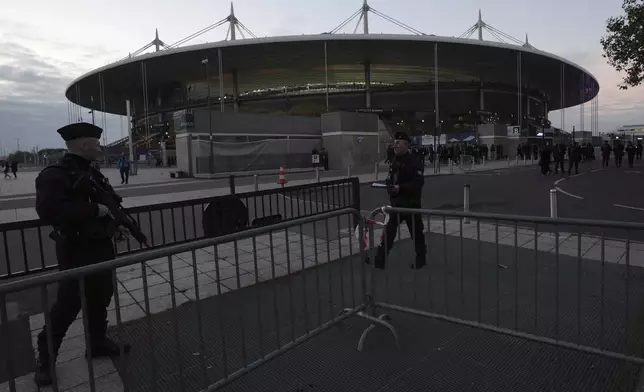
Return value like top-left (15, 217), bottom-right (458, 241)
top-left (0, 167), bottom-right (346, 210)
top-left (358, 158), bottom-right (644, 240)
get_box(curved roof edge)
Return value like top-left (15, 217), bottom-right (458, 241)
top-left (66, 33), bottom-right (600, 100)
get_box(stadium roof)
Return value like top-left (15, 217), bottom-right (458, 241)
top-left (65, 3), bottom-right (599, 116)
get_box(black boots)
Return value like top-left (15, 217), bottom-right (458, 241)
top-left (85, 338), bottom-right (131, 359)
top-left (34, 359), bottom-right (53, 386)
top-left (34, 338), bottom-right (131, 387)
top-left (363, 248), bottom-right (426, 270)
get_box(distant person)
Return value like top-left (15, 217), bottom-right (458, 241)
top-left (568, 143), bottom-right (582, 175)
top-left (637, 141), bottom-right (643, 160)
top-left (3, 162), bottom-right (10, 179)
top-left (539, 144), bottom-right (552, 175)
top-left (10, 160), bottom-right (18, 178)
top-left (626, 141), bottom-right (637, 168)
top-left (601, 141), bottom-right (612, 168)
top-left (116, 152), bottom-right (130, 184)
top-left (614, 142), bottom-right (624, 168)
top-left (321, 148), bottom-right (329, 170)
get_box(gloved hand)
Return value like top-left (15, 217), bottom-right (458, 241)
top-left (96, 204), bottom-right (113, 218)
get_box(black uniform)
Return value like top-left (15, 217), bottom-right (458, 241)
top-left (601, 143), bottom-right (612, 168)
top-left (34, 123), bottom-right (129, 387)
top-left (373, 132), bottom-right (426, 269)
top-left (614, 143), bottom-right (624, 168)
top-left (626, 143), bottom-right (637, 168)
top-left (568, 144), bottom-right (582, 175)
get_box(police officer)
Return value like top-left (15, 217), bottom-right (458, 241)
top-left (568, 142), bottom-right (582, 175)
top-left (34, 123), bottom-right (130, 386)
top-left (371, 131), bottom-right (427, 269)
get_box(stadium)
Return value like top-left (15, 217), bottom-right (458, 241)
top-left (64, 1), bottom-right (600, 175)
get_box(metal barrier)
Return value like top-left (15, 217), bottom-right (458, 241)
top-left (0, 208), bottom-right (399, 392)
top-left (0, 177), bottom-right (360, 280)
top-left (359, 206), bottom-right (644, 365)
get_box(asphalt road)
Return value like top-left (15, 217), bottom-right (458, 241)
top-left (0, 168), bottom-right (357, 210)
top-left (356, 158), bottom-right (644, 240)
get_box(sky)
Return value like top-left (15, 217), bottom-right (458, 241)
top-left (0, 0), bottom-right (638, 152)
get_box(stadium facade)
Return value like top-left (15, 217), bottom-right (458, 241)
top-left (64, 2), bottom-right (600, 174)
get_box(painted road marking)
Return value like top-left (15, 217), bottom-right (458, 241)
top-left (554, 178), bottom-right (566, 186)
top-left (555, 187), bottom-right (584, 200)
top-left (614, 204), bottom-right (644, 212)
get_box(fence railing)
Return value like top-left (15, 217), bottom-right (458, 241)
top-left (0, 208), bottom-right (384, 392)
top-left (361, 206), bottom-right (644, 366)
top-left (2, 206), bottom-right (644, 391)
top-left (0, 177), bottom-right (359, 280)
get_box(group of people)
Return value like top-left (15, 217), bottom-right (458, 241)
top-left (537, 140), bottom-right (644, 176)
top-left (2, 160), bottom-right (18, 179)
top-left (600, 140), bottom-right (643, 168)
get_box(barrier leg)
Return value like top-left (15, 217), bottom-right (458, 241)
top-left (347, 166), bottom-right (352, 178)
top-left (550, 188), bottom-right (558, 218)
top-left (253, 174), bottom-right (259, 191)
top-left (316, 166), bottom-right (320, 183)
top-left (463, 184), bottom-right (471, 224)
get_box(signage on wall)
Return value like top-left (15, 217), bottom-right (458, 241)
top-left (507, 126), bottom-right (520, 137)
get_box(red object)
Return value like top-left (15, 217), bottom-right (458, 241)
top-left (279, 165), bottom-right (287, 184)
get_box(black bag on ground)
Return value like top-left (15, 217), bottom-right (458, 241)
top-left (202, 195), bottom-right (249, 237)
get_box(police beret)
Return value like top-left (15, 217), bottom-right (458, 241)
top-left (57, 122), bottom-right (103, 142)
top-left (394, 131), bottom-right (411, 142)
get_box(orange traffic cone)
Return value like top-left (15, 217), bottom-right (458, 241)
top-left (278, 165), bottom-right (287, 186)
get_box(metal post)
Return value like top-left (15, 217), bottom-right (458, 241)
top-left (229, 175), bottom-right (236, 194)
top-left (324, 41), bottom-right (329, 112)
top-left (463, 184), bottom-right (471, 224)
top-left (434, 42), bottom-right (440, 175)
top-left (482, 156), bottom-right (486, 166)
top-left (375, 162), bottom-right (379, 180)
top-left (507, 155), bottom-right (510, 167)
top-left (550, 189), bottom-right (558, 218)
top-left (316, 166), bottom-right (320, 182)
top-left (253, 174), bottom-right (259, 191)
top-left (449, 159), bottom-right (453, 174)
top-left (125, 100), bottom-right (134, 162)
top-left (218, 48), bottom-right (224, 113)
top-left (347, 166), bottom-right (352, 178)
top-left (203, 58), bottom-right (214, 174)
top-left (515, 155), bottom-right (519, 167)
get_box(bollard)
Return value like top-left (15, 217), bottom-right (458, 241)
top-left (253, 174), bottom-right (259, 191)
top-left (507, 155), bottom-right (510, 167)
top-left (515, 155), bottom-right (519, 167)
top-left (229, 175), bottom-right (236, 195)
top-left (316, 166), bottom-right (320, 183)
top-left (482, 156), bottom-right (486, 166)
top-left (449, 159), bottom-right (454, 174)
top-left (550, 189), bottom-right (558, 218)
top-left (463, 184), bottom-right (471, 224)
top-left (524, 156), bottom-right (527, 166)
top-left (347, 166), bottom-right (352, 178)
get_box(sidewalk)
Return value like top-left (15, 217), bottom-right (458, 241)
top-left (0, 159), bottom-right (535, 224)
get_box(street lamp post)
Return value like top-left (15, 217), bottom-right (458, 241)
top-left (572, 126), bottom-right (576, 143)
top-left (202, 58), bottom-right (214, 174)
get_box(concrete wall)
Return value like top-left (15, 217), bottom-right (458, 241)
top-left (192, 111), bottom-right (320, 136)
top-left (320, 112), bottom-right (381, 169)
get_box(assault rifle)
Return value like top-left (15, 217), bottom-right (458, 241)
top-left (72, 174), bottom-right (149, 247)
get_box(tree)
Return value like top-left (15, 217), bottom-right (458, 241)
top-left (600, 0), bottom-right (644, 89)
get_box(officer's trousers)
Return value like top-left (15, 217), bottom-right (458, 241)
top-left (554, 159), bottom-right (564, 173)
top-left (568, 159), bottom-right (579, 175)
top-left (628, 154), bottom-right (635, 167)
top-left (37, 239), bottom-right (115, 363)
top-left (602, 155), bottom-right (610, 168)
top-left (376, 212), bottom-right (426, 267)
top-left (615, 155), bottom-right (623, 167)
